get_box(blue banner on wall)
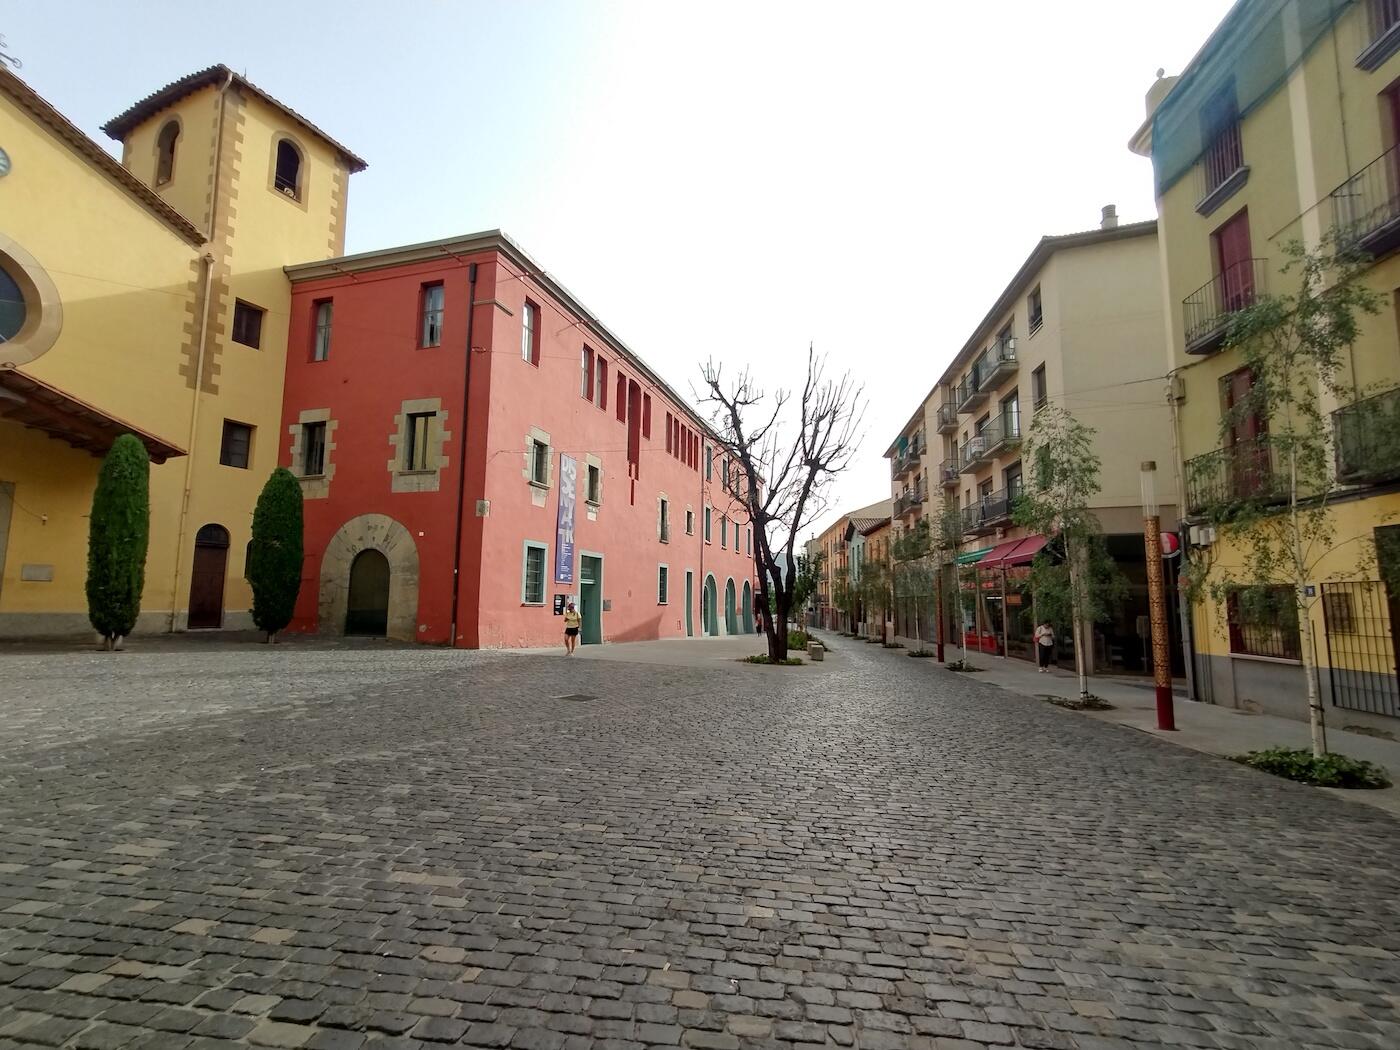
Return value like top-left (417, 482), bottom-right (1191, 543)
top-left (555, 454), bottom-right (577, 583)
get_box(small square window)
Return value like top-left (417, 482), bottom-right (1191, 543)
top-left (530, 438), bottom-right (550, 486)
top-left (421, 283), bottom-right (444, 348)
top-left (658, 565), bottom-right (669, 605)
top-left (232, 300), bottom-right (264, 349)
top-left (220, 420), bottom-right (253, 468)
top-left (312, 300), bottom-right (333, 361)
top-left (301, 421), bottom-right (326, 476)
top-left (405, 412), bottom-right (434, 471)
top-left (587, 464), bottom-right (602, 504)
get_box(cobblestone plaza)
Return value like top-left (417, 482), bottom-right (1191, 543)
top-left (2, 641), bottom-right (1398, 1049)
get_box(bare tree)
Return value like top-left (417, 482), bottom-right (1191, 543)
top-left (700, 349), bottom-right (864, 663)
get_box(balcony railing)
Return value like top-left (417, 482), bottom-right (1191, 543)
top-left (981, 411), bottom-right (1022, 457)
top-left (959, 436), bottom-right (989, 474)
top-left (1182, 257), bottom-right (1267, 355)
top-left (1334, 387), bottom-right (1400, 485)
top-left (936, 402), bottom-right (959, 433)
top-left (956, 373), bottom-right (987, 412)
top-left (1330, 143), bottom-right (1400, 261)
top-left (1358, 0), bottom-right (1400, 70)
top-left (961, 489), bottom-right (1013, 536)
top-left (977, 337), bottom-right (1018, 391)
top-left (938, 460), bottom-right (960, 488)
top-left (1196, 123), bottom-right (1247, 215)
top-left (1184, 436), bottom-right (1287, 517)
top-left (893, 437), bottom-right (923, 477)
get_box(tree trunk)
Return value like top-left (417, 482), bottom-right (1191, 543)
top-left (768, 596), bottom-right (790, 662)
top-left (103, 635), bottom-right (114, 653)
top-left (1067, 534), bottom-right (1090, 700)
top-left (1287, 446), bottom-right (1326, 757)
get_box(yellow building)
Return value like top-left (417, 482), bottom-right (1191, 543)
top-left (884, 211), bottom-right (1178, 667)
top-left (812, 498), bottom-right (891, 632)
top-left (1131, 0), bottom-right (1400, 730)
top-left (0, 65), bottom-right (363, 636)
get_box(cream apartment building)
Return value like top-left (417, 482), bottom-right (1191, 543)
top-left (887, 210), bottom-right (1181, 668)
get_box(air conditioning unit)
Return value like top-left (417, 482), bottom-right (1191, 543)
top-left (1189, 524), bottom-right (1216, 547)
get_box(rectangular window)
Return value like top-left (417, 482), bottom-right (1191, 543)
top-left (530, 438), bottom-right (550, 486)
top-left (312, 300), bottom-right (332, 361)
top-left (582, 346), bottom-right (595, 401)
top-left (302, 421), bottom-right (326, 476)
top-left (521, 300), bottom-right (539, 365)
top-left (1226, 586), bottom-right (1301, 660)
top-left (522, 542), bottom-right (547, 605)
top-left (616, 373), bottom-right (627, 422)
top-left (666, 412), bottom-right (674, 454)
top-left (1032, 364), bottom-right (1047, 408)
top-left (1365, 0), bottom-right (1400, 51)
top-left (587, 463), bottom-right (602, 504)
top-left (746, 526), bottom-right (752, 556)
top-left (721, 516), bottom-right (728, 549)
top-left (405, 412), bottom-right (434, 471)
top-left (1200, 83), bottom-right (1243, 197)
top-left (420, 283), bottom-right (444, 348)
top-left (1027, 286), bottom-right (1043, 334)
top-left (657, 565), bottom-right (669, 605)
top-left (232, 300), bottom-right (264, 349)
top-left (659, 498), bottom-right (670, 542)
top-left (705, 445), bottom-right (713, 481)
top-left (704, 507), bottom-right (712, 543)
top-left (642, 394), bottom-right (652, 439)
top-left (219, 420), bottom-right (253, 468)
top-left (596, 355), bottom-right (608, 409)
top-left (1005, 461), bottom-right (1023, 501)
top-left (686, 509), bottom-right (695, 535)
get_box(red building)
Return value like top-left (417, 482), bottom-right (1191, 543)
top-left (279, 230), bottom-right (757, 647)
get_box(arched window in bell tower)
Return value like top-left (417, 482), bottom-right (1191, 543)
top-left (155, 119), bottom-right (179, 186)
top-left (274, 138), bottom-right (303, 200)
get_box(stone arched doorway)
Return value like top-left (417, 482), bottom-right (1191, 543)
top-left (188, 523), bottom-right (229, 629)
top-left (742, 580), bottom-right (754, 633)
top-left (724, 577), bottom-right (738, 634)
top-left (703, 574), bottom-right (719, 636)
top-left (345, 549), bottom-right (391, 636)
top-left (319, 514), bottom-right (419, 641)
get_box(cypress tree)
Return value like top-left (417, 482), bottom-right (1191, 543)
top-left (86, 434), bottom-right (151, 650)
top-left (248, 467), bottom-right (304, 642)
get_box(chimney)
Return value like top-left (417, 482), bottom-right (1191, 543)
top-left (1101, 204), bottom-right (1119, 230)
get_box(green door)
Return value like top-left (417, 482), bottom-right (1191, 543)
top-left (724, 578), bottom-right (738, 634)
top-left (579, 554), bottom-right (603, 645)
top-left (742, 581), bottom-right (754, 633)
top-left (685, 571), bottom-right (694, 637)
top-left (704, 575), bottom-right (719, 636)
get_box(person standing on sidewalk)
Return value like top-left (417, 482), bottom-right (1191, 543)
top-left (1034, 621), bottom-right (1056, 673)
top-left (563, 601), bottom-right (582, 655)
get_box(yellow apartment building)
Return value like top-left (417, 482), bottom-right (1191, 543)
top-left (885, 211), bottom-right (1180, 669)
top-left (0, 65), bottom-right (363, 636)
top-left (812, 497), bottom-right (891, 633)
top-left (1131, 0), bottom-right (1400, 731)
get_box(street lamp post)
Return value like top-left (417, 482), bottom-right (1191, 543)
top-left (1140, 461), bottom-right (1176, 731)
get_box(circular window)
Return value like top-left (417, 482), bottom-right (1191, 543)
top-left (0, 265), bottom-right (24, 342)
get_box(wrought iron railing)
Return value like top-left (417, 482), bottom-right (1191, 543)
top-left (1182, 258), bottom-right (1268, 354)
top-left (938, 460), bottom-right (959, 487)
top-left (981, 411), bottom-right (1022, 456)
top-left (1329, 142), bottom-right (1400, 258)
top-left (936, 402), bottom-right (959, 431)
top-left (1322, 580), bottom-right (1400, 718)
top-left (977, 336), bottom-right (1018, 390)
top-left (961, 489), bottom-right (1013, 534)
top-left (959, 437), bottom-right (989, 473)
top-left (1334, 386), bottom-right (1400, 484)
top-left (1200, 122), bottom-right (1244, 201)
top-left (1184, 436), bottom-right (1286, 516)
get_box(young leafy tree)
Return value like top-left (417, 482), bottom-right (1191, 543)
top-left (931, 494), bottom-right (974, 666)
top-left (86, 434), bottom-right (150, 651)
top-left (791, 550), bottom-right (825, 624)
top-left (857, 541), bottom-right (893, 640)
top-left (1014, 405), bottom-right (1124, 699)
top-left (248, 467), bottom-right (305, 643)
top-left (700, 349), bottom-right (864, 662)
top-left (892, 516), bottom-right (939, 646)
top-left (1185, 238), bottom-right (1383, 757)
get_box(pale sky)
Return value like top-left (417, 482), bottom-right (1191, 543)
top-left (7, 0), bottom-right (1233, 544)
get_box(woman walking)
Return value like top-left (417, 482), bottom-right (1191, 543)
top-left (563, 600), bottom-right (582, 654)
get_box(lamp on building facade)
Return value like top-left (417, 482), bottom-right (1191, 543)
top-left (1140, 461), bottom-right (1176, 731)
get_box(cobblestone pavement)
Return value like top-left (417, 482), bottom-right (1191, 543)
top-left (2, 640), bottom-right (1399, 1050)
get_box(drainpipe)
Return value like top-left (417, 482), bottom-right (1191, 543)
top-left (448, 262), bottom-right (479, 646)
top-left (167, 70), bottom-right (233, 632)
top-left (1166, 368), bottom-right (1199, 701)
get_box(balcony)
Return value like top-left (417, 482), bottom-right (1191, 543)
top-left (956, 371), bottom-right (988, 413)
top-left (892, 438), bottom-right (923, 478)
top-left (1329, 143), bottom-right (1400, 261)
top-left (1196, 123), bottom-right (1248, 217)
top-left (938, 460), bottom-right (960, 489)
top-left (1182, 258), bottom-right (1268, 355)
top-left (961, 488), bottom-right (1013, 536)
top-left (936, 402), bottom-right (959, 433)
top-left (977, 337), bottom-right (1018, 391)
top-left (1184, 436), bottom-right (1287, 517)
top-left (1334, 387), bottom-right (1400, 485)
top-left (981, 411), bottom-right (1022, 458)
top-left (959, 436), bottom-right (989, 474)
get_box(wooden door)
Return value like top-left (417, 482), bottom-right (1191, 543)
top-left (1213, 210), bottom-right (1254, 311)
top-left (188, 524), bottom-right (229, 629)
top-left (1223, 368), bottom-right (1267, 498)
top-left (345, 549), bottom-right (390, 636)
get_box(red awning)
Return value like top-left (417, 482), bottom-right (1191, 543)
top-left (978, 537), bottom-right (1024, 570)
top-left (982, 534), bottom-right (1049, 569)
